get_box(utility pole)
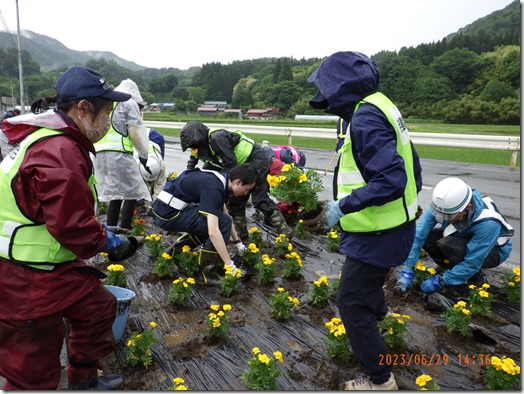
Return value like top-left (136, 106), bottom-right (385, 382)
top-left (15, 0), bottom-right (25, 113)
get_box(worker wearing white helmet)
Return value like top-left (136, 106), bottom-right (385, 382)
top-left (397, 177), bottom-right (514, 294)
top-left (135, 132), bottom-right (166, 201)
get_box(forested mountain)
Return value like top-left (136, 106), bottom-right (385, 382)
top-left (0, 0), bottom-right (520, 124)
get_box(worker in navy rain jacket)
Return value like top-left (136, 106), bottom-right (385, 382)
top-left (152, 163), bottom-right (256, 285)
top-left (397, 177), bottom-right (513, 294)
top-left (0, 66), bottom-right (137, 390)
top-left (303, 51), bottom-right (423, 391)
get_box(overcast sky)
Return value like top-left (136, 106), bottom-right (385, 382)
top-left (0, 0), bottom-right (516, 70)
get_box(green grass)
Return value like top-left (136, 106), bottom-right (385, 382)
top-left (148, 117), bottom-right (520, 167)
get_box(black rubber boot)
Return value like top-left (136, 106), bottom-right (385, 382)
top-left (196, 249), bottom-right (223, 285)
top-left (165, 233), bottom-right (202, 257)
top-left (68, 375), bottom-right (124, 390)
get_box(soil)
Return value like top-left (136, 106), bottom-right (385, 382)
top-left (61, 207), bottom-right (520, 390)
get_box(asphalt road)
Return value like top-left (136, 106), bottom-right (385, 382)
top-left (163, 141), bottom-right (520, 268)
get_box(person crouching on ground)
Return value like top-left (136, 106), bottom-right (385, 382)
top-left (151, 163), bottom-right (256, 284)
top-left (397, 177), bottom-right (514, 294)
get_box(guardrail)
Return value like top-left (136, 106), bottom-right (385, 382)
top-left (143, 121), bottom-right (520, 168)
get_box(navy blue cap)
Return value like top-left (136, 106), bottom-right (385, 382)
top-left (54, 66), bottom-right (131, 104)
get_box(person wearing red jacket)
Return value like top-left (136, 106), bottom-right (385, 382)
top-left (0, 66), bottom-right (137, 390)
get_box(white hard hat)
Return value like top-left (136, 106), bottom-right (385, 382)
top-left (431, 177), bottom-right (472, 222)
top-left (140, 154), bottom-right (161, 181)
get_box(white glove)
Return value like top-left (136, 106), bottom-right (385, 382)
top-left (235, 241), bottom-right (247, 254)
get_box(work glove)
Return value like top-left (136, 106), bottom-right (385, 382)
top-left (396, 265), bottom-right (414, 292)
top-left (103, 231), bottom-right (138, 262)
top-left (420, 274), bottom-right (443, 293)
top-left (233, 240), bottom-right (247, 254)
top-left (302, 200), bottom-right (344, 233)
top-left (226, 261), bottom-right (244, 277)
top-left (139, 156), bottom-right (152, 175)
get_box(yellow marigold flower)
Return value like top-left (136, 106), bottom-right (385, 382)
top-left (145, 235), bottom-right (152, 241)
top-left (248, 243), bottom-right (259, 253)
top-left (428, 268), bottom-right (436, 275)
top-left (187, 277), bottom-right (195, 285)
top-left (222, 304), bottom-right (232, 311)
top-left (273, 351), bottom-right (283, 363)
top-left (210, 304), bottom-right (220, 311)
top-left (209, 313), bottom-right (217, 319)
top-left (127, 339), bottom-right (135, 347)
top-left (281, 164), bottom-right (292, 172)
top-left (299, 219), bottom-right (303, 223)
top-left (217, 311), bottom-right (224, 317)
top-left (415, 262), bottom-right (426, 271)
top-left (162, 252), bottom-right (172, 260)
top-left (388, 328), bottom-right (394, 335)
top-left (456, 300), bottom-right (467, 307)
top-left (182, 283), bottom-right (188, 288)
top-left (191, 148), bottom-right (198, 155)
top-left (182, 245), bottom-right (191, 253)
top-left (469, 284), bottom-right (476, 289)
top-left (252, 347), bottom-right (260, 354)
top-left (415, 374), bottom-right (432, 387)
top-left (100, 252), bottom-right (108, 257)
top-left (461, 308), bottom-right (470, 315)
top-left (513, 267), bottom-right (520, 276)
top-left (277, 287), bottom-right (285, 292)
top-left (401, 314), bottom-right (410, 319)
top-left (149, 321), bottom-right (157, 328)
top-left (397, 319), bottom-right (404, 325)
top-left (175, 385), bottom-right (188, 390)
top-left (107, 264), bottom-right (124, 272)
top-left (298, 174), bottom-right (307, 183)
top-left (391, 313), bottom-right (401, 318)
top-left (249, 227), bottom-right (260, 234)
top-left (479, 290), bottom-right (490, 298)
top-left (212, 318), bottom-right (221, 328)
top-left (481, 283), bottom-right (490, 289)
top-left (258, 353), bottom-right (270, 365)
top-left (509, 282), bottom-right (515, 287)
top-left (287, 243), bottom-right (293, 251)
top-left (266, 175), bottom-right (281, 187)
top-left (173, 378), bottom-right (185, 385)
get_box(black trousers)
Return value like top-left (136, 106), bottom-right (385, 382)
top-left (153, 205), bottom-right (232, 251)
top-left (336, 257), bottom-right (391, 384)
top-left (424, 228), bottom-right (500, 268)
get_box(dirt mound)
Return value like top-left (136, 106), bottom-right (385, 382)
top-left (77, 209), bottom-right (520, 391)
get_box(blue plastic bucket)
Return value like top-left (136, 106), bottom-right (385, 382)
top-left (104, 285), bottom-right (136, 343)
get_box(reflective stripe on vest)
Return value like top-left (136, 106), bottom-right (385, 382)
top-left (209, 129), bottom-right (254, 164)
top-left (443, 196), bottom-right (514, 246)
top-left (336, 92), bottom-right (418, 233)
top-left (157, 169), bottom-right (227, 210)
top-left (0, 128), bottom-right (96, 270)
top-left (94, 104), bottom-right (133, 153)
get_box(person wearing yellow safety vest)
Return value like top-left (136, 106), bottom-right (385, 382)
top-left (304, 51), bottom-right (423, 391)
top-left (179, 121), bottom-right (292, 240)
top-left (93, 79), bottom-right (151, 230)
top-left (0, 66), bottom-right (138, 390)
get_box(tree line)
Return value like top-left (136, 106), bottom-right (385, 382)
top-left (0, 0), bottom-right (519, 124)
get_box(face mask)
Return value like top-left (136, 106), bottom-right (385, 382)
top-left (78, 106), bottom-right (111, 143)
top-left (453, 207), bottom-right (474, 232)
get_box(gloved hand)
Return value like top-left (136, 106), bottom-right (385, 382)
top-left (226, 261), bottom-right (244, 277)
top-left (396, 265), bottom-right (414, 292)
top-left (139, 156), bottom-right (152, 175)
top-left (103, 231), bottom-right (138, 262)
top-left (302, 200), bottom-right (344, 232)
top-left (235, 241), bottom-right (247, 254)
top-left (421, 274), bottom-right (443, 293)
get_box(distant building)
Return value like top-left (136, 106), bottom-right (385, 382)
top-left (148, 103), bottom-right (175, 112)
top-left (203, 101), bottom-right (227, 111)
top-left (246, 107), bottom-right (282, 120)
top-left (197, 106), bottom-right (219, 117)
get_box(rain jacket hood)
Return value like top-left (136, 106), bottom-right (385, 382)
top-left (115, 79), bottom-right (145, 106)
top-left (308, 51), bottom-right (379, 119)
top-left (1, 109), bottom-right (95, 154)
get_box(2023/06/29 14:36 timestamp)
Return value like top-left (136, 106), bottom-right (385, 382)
top-left (379, 353), bottom-right (493, 366)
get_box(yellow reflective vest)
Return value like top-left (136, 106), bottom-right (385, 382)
top-left (337, 92), bottom-right (418, 233)
top-left (94, 104), bottom-right (133, 154)
top-left (0, 128), bottom-right (96, 270)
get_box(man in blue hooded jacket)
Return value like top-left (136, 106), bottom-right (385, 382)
top-left (397, 177), bottom-right (513, 294)
top-left (303, 51), bottom-right (423, 390)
